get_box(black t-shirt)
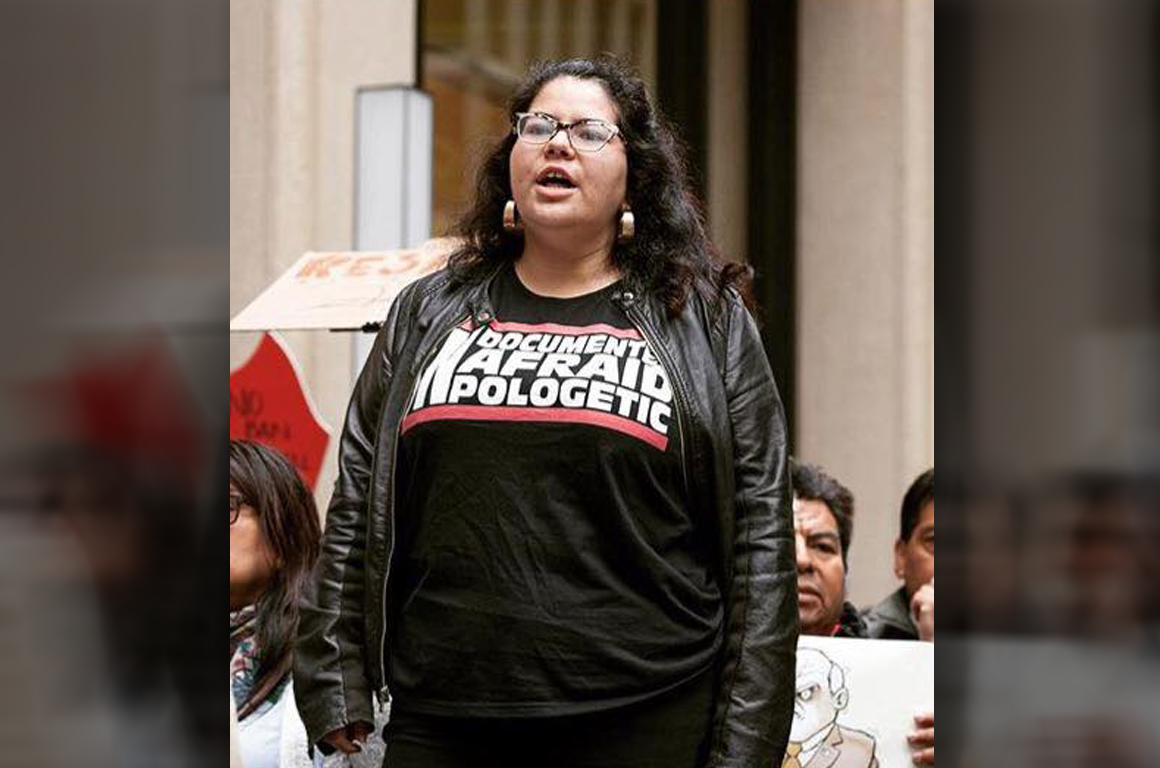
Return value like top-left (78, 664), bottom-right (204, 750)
top-left (388, 264), bottom-right (723, 716)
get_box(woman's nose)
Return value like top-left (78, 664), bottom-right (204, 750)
top-left (544, 128), bottom-right (574, 157)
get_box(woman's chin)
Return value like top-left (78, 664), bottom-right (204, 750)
top-left (521, 208), bottom-right (586, 233)
top-left (523, 208), bottom-right (620, 236)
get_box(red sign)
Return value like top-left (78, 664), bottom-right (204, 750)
top-left (230, 333), bottom-right (330, 490)
top-left (16, 333), bottom-right (204, 485)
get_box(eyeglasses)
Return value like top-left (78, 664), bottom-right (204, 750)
top-left (513, 112), bottom-right (621, 153)
top-left (230, 493), bottom-right (246, 525)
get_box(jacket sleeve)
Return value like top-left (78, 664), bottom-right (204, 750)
top-left (707, 297), bottom-right (799, 768)
top-left (293, 286), bottom-right (414, 748)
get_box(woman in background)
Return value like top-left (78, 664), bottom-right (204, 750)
top-left (230, 439), bottom-right (321, 768)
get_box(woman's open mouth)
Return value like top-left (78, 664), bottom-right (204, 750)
top-left (535, 167), bottom-right (577, 191)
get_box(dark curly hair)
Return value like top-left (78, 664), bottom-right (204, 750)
top-left (790, 458), bottom-right (856, 566)
top-left (446, 54), bottom-right (754, 318)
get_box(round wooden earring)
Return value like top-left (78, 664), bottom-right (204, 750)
top-left (617, 208), bottom-right (635, 243)
top-left (503, 200), bottom-right (522, 233)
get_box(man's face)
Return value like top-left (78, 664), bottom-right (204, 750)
top-left (895, 501), bottom-right (935, 598)
top-left (790, 673), bottom-right (842, 743)
top-left (794, 497), bottom-right (847, 635)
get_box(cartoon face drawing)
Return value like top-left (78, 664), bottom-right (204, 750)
top-left (790, 648), bottom-right (850, 743)
top-left (785, 647), bottom-right (881, 768)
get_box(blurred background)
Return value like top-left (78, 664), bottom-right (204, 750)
top-left (1, 1), bottom-right (226, 766)
top-left (229, 0), bottom-right (935, 610)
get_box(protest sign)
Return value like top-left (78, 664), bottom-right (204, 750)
top-left (785, 636), bottom-right (933, 768)
top-left (229, 238), bottom-right (454, 332)
top-left (229, 333), bottom-right (330, 489)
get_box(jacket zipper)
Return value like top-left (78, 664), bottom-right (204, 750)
top-left (377, 311), bottom-right (473, 700)
top-left (621, 299), bottom-right (692, 500)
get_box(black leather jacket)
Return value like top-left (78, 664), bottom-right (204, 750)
top-left (294, 266), bottom-right (798, 768)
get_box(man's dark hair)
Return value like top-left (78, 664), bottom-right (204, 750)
top-left (791, 458), bottom-right (855, 564)
top-left (900, 467), bottom-right (934, 541)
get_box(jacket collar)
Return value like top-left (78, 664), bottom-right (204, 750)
top-left (805, 725), bottom-right (845, 768)
top-left (834, 601), bottom-right (870, 638)
top-left (871, 587), bottom-right (917, 633)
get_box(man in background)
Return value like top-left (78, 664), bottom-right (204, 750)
top-left (864, 469), bottom-right (935, 641)
top-left (790, 460), bottom-right (867, 637)
top-left (790, 460), bottom-right (934, 766)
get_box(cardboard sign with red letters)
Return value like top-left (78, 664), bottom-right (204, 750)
top-left (229, 239), bottom-right (454, 332)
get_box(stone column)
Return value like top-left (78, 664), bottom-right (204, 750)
top-left (796, 0), bottom-right (934, 606)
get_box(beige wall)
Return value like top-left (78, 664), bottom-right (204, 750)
top-left (797, 0), bottom-right (934, 607)
top-left (707, 0), bottom-right (748, 262)
top-left (230, 0), bottom-right (418, 512)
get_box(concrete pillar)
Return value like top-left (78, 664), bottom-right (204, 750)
top-left (230, 0), bottom-right (418, 513)
top-left (796, 0), bottom-right (934, 606)
top-left (707, 0), bottom-right (748, 262)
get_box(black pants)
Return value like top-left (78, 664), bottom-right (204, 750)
top-left (382, 671), bottom-right (715, 768)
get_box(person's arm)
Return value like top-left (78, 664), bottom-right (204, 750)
top-left (293, 283), bottom-right (417, 751)
top-left (705, 295), bottom-right (799, 768)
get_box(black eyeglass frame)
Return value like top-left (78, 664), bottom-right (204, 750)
top-left (512, 111), bottom-right (622, 153)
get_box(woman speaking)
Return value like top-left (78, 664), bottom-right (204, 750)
top-left (295, 55), bottom-right (797, 768)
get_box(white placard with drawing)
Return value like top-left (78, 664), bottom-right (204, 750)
top-left (784, 636), bottom-right (933, 768)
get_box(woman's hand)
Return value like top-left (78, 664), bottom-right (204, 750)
top-left (907, 711), bottom-right (935, 765)
top-left (322, 721), bottom-right (374, 755)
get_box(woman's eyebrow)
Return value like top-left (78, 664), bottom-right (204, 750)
top-left (533, 110), bottom-right (608, 124)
